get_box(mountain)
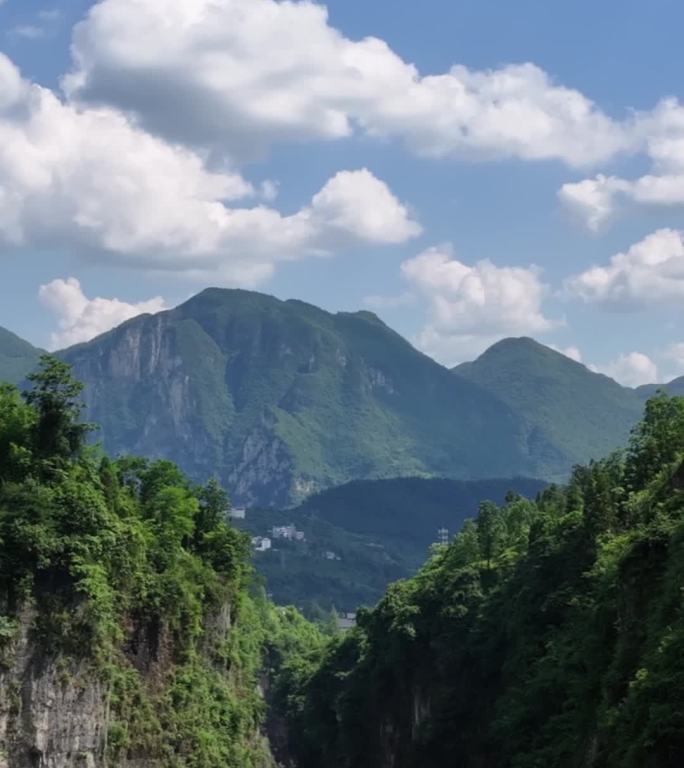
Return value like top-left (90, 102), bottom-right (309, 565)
top-left (59, 289), bottom-right (534, 506)
top-left (294, 475), bottom-right (546, 553)
top-left (636, 375), bottom-right (684, 399)
top-left (240, 476), bottom-right (547, 613)
top-left (454, 337), bottom-right (644, 479)
top-left (0, 326), bottom-right (42, 386)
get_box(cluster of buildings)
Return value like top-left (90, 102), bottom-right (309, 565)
top-left (251, 523), bottom-right (308, 553)
top-left (271, 524), bottom-right (306, 542)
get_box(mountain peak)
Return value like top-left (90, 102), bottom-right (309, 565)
top-left (0, 326), bottom-right (43, 386)
top-left (454, 335), bottom-right (644, 476)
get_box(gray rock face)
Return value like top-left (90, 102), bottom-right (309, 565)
top-left (0, 603), bottom-right (275, 768)
top-left (0, 607), bottom-right (107, 768)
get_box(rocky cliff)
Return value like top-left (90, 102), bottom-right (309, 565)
top-left (60, 288), bottom-right (533, 507)
top-left (0, 601), bottom-right (275, 768)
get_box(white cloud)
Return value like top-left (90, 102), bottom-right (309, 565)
top-left (39, 277), bottom-right (167, 348)
top-left (549, 344), bottom-right (583, 362)
top-left (560, 100), bottom-right (684, 228)
top-left (9, 25), bottom-right (47, 39)
top-left (8, 9), bottom-right (61, 40)
top-left (259, 180), bottom-right (279, 202)
top-left (400, 244), bottom-right (556, 364)
top-left (63, 0), bottom-right (629, 166)
top-left (565, 229), bottom-right (684, 309)
top-left (591, 352), bottom-right (658, 388)
top-left (0, 54), bottom-right (418, 284)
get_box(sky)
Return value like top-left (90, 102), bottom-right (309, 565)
top-left (1, 0), bottom-right (684, 386)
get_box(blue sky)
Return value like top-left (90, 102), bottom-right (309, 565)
top-left (1, 0), bottom-right (684, 386)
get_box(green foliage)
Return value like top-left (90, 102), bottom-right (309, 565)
top-left (278, 395), bottom-right (684, 768)
top-left (0, 360), bottom-right (315, 766)
top-left (24, 355), bottom-right (95, 468)
top-left (455, 336), bottom-right (645, 480)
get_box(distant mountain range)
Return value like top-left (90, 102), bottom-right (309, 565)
top-left (0, 289), bottom-right (678, 505)
top-left (0, 326), bottom-right (43, 387)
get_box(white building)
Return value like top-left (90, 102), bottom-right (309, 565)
top-left (272, 524), bottom-right (306, 542)
top-left (252, 536), bottom-right (272, 552)
top-left (229, 507), bottom-right (246, 520)
top-left (337, 612), bottom-right (357, 631)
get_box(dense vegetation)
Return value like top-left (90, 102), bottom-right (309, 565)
top-left (0, 356), bottom-right (322, 767)
top-left (240, 477), bottom-right (545, 614)
top-left (276, 393), bottom-right (684, 768)
top-left (454, 337), bottom-right (645, 479)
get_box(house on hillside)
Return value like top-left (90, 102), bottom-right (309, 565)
top-left (252, 536), bottom-right (272, 552)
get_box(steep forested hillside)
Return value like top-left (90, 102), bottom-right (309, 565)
top-left (239, 477), bottom-right (545, 613)
top-left (295, 475), bottom-right (547, 549)
top-left (58, 289), bottom-right (533, 506)
top-left (276, 394), bottom-right (684, 768)
top-left (0, 358), bottom-right (322, 767)
top-left (0, 326), bottom-right (42, 386)
top-left (454, 337), bottom-right (644, 479)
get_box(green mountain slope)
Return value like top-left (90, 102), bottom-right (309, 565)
top-left (0, 326), bottom-right (42, 385)
top-left (454, 337), bottom-right (644, 479)
top-left (277, 395), bottom-right (684, 768)
top-left (240, 476), bottom-right (547, 613)
top-left (59, 289), bottom-right (533, 506)
top-left (636, 375), bottom-right (684, 398)
top-left (295, 475), bottom-right (546, 553)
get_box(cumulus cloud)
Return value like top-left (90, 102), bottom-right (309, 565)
top-left (400, 244), bottom-right (556, 364)
top-left (565, 229), bottom-right (684, 309)
top-left (591, 352), bottom-right (658, 388)
top-left (560, 100), bottom-right (684, 228)
top-left (0, 55), bottom-right (418, 284)
top-left (549, 344), bottom-right (583, 362)
top-left (39, 277), bottom-right (167, 348)
top-left (63, 0), bottom-right (629, 166)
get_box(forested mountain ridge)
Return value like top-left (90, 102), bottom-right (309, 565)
top-left (275, 393), bottom-right (684, 768)
top-left (1, 298), bottom-right (675, 507)
top-left (240, 476), bottom-right (547, 613)
top-left (57, 288), bottom-right (534, 506)
top-left (454, 337), bottom-right (645, 479)
top-left (0, 326), bottom-right (43, 387)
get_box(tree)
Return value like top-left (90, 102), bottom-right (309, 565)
top-left (24, 356), bottom-right (94, 463)
top-left (476, 500), bottom-right (503, 567)
top-left (626, 394), bottom-right (684, 491)
top-left (0, 384), bottom-right (35, 480)
top-left (196, 477), bottom-right (230, 542)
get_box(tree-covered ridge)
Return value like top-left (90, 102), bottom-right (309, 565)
top-left (0, 326), bottom-right (42, 387)
top-left (58, 288), bottom-right (533, 507)
top-left (454, 337), bottom-right (645, 480)
top-left (0, 356), bottom-right (323, 767)
top-left (3, 297), bottom-right (675, 508)
top-left (277, 394), bottom-right (684, 768)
